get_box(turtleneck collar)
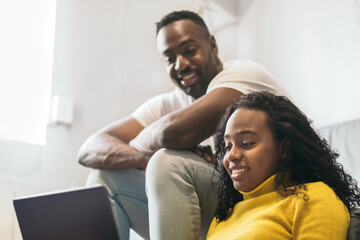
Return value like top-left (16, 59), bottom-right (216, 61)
top-left (239, 171), bottom-right (295, 200)
top-left (240, 174), bottom-right (277, 200)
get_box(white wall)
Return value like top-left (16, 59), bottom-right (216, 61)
top-left (0, 1), bottom-right (204, 239)
top-left (2, 0), bottom-right (360, 239)
top-left (202, 0), bottom-right (239, 61)
top-left (235, 0), bottom-right (360, 127)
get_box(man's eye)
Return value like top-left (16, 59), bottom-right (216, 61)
top-left (165, 56), bottom-right (175, 64)
top-left (184, 48), bottom-right (196, 56)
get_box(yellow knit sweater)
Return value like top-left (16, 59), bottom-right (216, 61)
top-left (207, 175), bottom-right (350, 240)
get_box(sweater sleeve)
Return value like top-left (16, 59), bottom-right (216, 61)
top-left (292, 182), bottom-right (350, 240)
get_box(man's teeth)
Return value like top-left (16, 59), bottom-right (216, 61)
top-left (181, 72), bottom-right (196, 80)
top-left (232, 168), bottom-right (247, 174)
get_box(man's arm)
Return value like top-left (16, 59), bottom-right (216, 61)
top-left (130, 88), bottom-right (243, 155)
top-left (77, 116), bottom-right (150, 170)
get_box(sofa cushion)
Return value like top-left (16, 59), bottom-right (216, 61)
top-left (348, 208), bottom-right (360, 240)
top-left (320, 118), bottom-right (360, 183)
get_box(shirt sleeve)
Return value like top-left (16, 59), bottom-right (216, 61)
top-left (207, 60), bottom-right (290, 98)
top-left (130, 88), bottom-right (193, 127)
top-left (130, 94), bottom-right (165, 128)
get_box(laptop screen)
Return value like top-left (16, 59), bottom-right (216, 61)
top-left (13, 185), bottom-right (120, 240)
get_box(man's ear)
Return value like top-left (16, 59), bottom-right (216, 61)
top-left (280, 138), bottom-right (290, 159)
top-left (209, 35), bottom-right (218, 55)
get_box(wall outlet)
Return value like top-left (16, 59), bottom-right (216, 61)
top-left (50, 95), bottom-right (74, 125)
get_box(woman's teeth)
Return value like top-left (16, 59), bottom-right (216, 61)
top-left (232, 168), bottom-right (248, 174)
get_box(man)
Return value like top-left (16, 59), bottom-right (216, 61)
top-left (77, 10), bottom-right (289, 240)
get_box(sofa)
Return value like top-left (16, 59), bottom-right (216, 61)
top-left (320, 118), bottom-right (360, 240)
top-left (320, 118), bottom-right (360, 184)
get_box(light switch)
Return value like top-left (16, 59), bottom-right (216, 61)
top-left (50, 95), bottom-right (74, 125)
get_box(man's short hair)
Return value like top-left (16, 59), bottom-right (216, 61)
top-left (156, 10), bottom-right (210, 38)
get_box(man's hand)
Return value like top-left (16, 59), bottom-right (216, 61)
top-left (77, 117), bottom-right (148, 170)
top-left (191, 145), bottom-right (216, 164)
top-left (77, 132), bottom-right (150, 170)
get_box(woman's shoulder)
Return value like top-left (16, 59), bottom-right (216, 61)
top-left (292, 181), bottom-right (348, 215)
top-left (289, 181), bottom-right (350, 238)
top-left (303, 181), bottom-right (339, 199)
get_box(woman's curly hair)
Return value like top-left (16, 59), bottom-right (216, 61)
top-left (214, 91), bottom-right (360, 222)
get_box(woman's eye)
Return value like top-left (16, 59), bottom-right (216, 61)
top-left (241, 142), bottom-right (254, 148)
top-left (224, 145), bottom-right (232, 152)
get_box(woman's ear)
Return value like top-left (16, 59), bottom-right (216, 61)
top-left (280, 138), bottom-right (290, 159)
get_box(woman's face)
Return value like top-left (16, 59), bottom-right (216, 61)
top-left (223, 108), bottom-right (283, 192)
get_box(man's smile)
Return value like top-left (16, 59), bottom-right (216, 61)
top-left (180, 71), bottom-right (198, 87)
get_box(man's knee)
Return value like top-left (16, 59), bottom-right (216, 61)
top-left (148, 148), bottom-right (176, 167)
top-left (146, 148), bottom-right (193, 193)
top-left (147, 148), bottom-right (185, 177)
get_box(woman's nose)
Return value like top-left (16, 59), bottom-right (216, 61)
top-left (226, 147), bottom-right (242, 162)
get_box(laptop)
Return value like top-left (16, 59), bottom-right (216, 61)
top-left (13, 185), bottom-right (120, 240)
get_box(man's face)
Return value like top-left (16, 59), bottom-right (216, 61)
top-left (156, 19), bottom-right (222, 99)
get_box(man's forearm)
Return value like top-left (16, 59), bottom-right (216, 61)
top-left (129, 118), bottom-right (170, 156)
top-left (77, 132), bottom-right (150, 170)
top-left (129, 109), bottom-right (213, 155)
top-left (129, 89), bottom-right (242, 156)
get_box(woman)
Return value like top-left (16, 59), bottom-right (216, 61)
top-left (207, 91), bottom-right (360, 239)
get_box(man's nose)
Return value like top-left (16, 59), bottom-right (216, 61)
top-left (174, 55), bottom-right (190, 71)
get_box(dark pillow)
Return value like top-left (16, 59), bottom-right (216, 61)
top-left (348, 208), bottom-right (360, 240)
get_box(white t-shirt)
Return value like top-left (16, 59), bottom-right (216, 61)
top-left (131, 60), bottom-right (289, 128)
top-left (131, 87), bottom-right (193, 128)
top-left (207, 60), bottom-right (289, 97)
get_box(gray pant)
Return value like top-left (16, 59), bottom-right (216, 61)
top-left (86, 148), bottom-right (220, 240)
